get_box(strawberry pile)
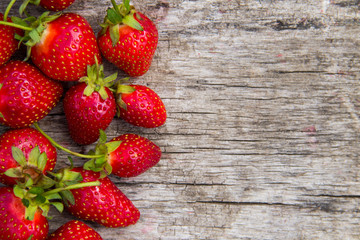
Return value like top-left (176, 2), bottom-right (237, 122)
top-left (0, 0), bottom-right (166, 239)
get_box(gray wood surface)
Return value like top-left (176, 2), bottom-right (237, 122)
top-left (1, 0), bottom-right (360, 239)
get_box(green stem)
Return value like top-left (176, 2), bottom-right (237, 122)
top-left (43, 181), bottom-right (100, 196)
top-left (0, 20), bottom-right (32, 31)
top-left (4, 0), bottom-right (17, 21)
top-left (33, 123), bottom-right (104, 159)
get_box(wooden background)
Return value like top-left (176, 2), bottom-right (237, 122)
top-left (1, 0), bottom-right (360, 239)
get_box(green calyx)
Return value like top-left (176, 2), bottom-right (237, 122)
top-left (83, 130), bottom-right (121, 178)
top-left (112, 78), bottom-right (136, 115)
top-left (12, 168), bottom-right (100, 220)
top-left (5, 146), bottom-right (55, 189)
top-left (100, 0), bottom-right (143, 46)
top-left (80, 57), bottom-right (118, 100)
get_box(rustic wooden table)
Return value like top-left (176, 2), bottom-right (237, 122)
top-left (1, 0), bottom-right (360, 239)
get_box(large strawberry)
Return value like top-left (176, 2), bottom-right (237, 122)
top-left (0, 13), bottom-right (22, 66)
top-left (0, 187), bottom-right (49, 240)
top-left (85, 132), bottom-right (161, 178)
top-left (62, 167), bottom-right (140, 228)
top-left (116, 84), bottom-right (166, 128)
top-left (4, 12), bottom-right (102, 81)
top-left (0, 127), bottom-right (57, 186)
top-left (97, 0), bottom-right (158, 77)
top-left (0, 60), bottom-right (63, 128)
top-left (63, 60), bottom-right (117, 145)
top-left (48, 220), bottom-right (103, 240)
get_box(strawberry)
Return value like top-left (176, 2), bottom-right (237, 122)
top-left (63, 60), bottom-right (117, 145)
top-left (5, 12), bottom-right (102, 81)
top-left (0, 13), bottom-right (22, 66)
top-left (48, 220), bottom-right (103, 240)
top-left (0, 127), bottom-right (57, 186)
top-left (20, 0), bottom-right (76, 12)
top-left (0, 60), bottom-right (63, 128)
top-left (116, 84), bottom-right (166, 128)
top-left (97, 0), bottom-right (158, 77)
top-left (85, 132), bottom-right (161, 178)
top-left (63, 167), bottom-right (140, 228)
top-left (0, 187), bottom-right (49, 240)
top-left (39, 0), bottom-right (76, 11)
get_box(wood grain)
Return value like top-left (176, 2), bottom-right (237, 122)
top-left (1, 0), bottom-right (360, 239)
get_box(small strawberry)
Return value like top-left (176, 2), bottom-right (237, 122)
top-left (20, 0), bottom-right (76, 12)
top-left (97, 0), bottom-right (158, 77)
top-left (48, 220), bottom-right (103, 240)
top-left (0, 60), bottom-right (63, 128)
top-left (0, 13), bottom-right (22, 66)
top-left (63, 167), bottom-right (140, 228)
top-left (0, 187), bottom-right (49, 240)
top-left (2, 12), bottom-right (102, 81)
top-left (0, 127), bottom-right (57, 186)
top-left (85, 132), bottom-right (161, 178)
top-left (116, 84), bottom-right (166, 128)
top-left (39, 0), bottom-right (76, 11)
top-left (63, 59), bottom-right (117, 145)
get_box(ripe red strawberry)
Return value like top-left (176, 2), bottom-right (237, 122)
top-left (97, 0), bottom-right (158, 77)
top-left (64, 167), bottom-right (140, 228)
top-left (0, 187), bottom-right (49, 240)
top-left (116, 84), bottom-right (166, 128)
top-left (9, 12), bottom-right (102, 81)
top-left (48, 220), bottom-right (103, 240)
top-left (85, 133), bottom-right (161, 177)
top-left (0, 127), bottom-right (57, 186)
top-left (20, 0), bottom-right (76, 12)
top-left (0, 60), bottom-right (63, 128)
top-left (39, 0), bottom-right (76, 11)
top-left (0, 13), bottom-right (22, 66)
top-left (63, 61), bottom-right (117, 145)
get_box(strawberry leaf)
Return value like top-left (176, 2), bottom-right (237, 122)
top-left (13, 185), bottom-right (25, 199)
top-left (34, 194), bottom-right (46, 204)
top-left (116, 85), bottom-right (136, 94)
top-left (37, 152), bottom-right (47, 172)
top-left (29, 29), bottom-right (41, 43)
top-left (98, 87), bottom-right (109, 100)
top-left (107, 8), bottom-right (122, 25)
top-left (122, 11), bottom-right (143, 31)
top-left (22, 198), bottom-right (30, 208)
top-left (109, 24), bottom-right (120, 47)
top-left (60, 190), bottom-right (75, 206)
top-left (39, 203), bottom-right (50, 217)
top-left (25, 178), bottom-right (34, 188)
top-left (36, 175), bottom-right (56, 189)
top-left (104, 162), bottom-right (113, 175)
top-left (45, 192), bottom-right (62, 200)
top-left (123, 0), bottom-right (131, 12)
top-left (51, 201), bottom-right (64, 213)
top-left (28, 146), bottom-right (40, 167)
top-left (83, 84), bottom-right (95, 96)
top-left (99, 129), bottom-right (108, 144)
top-left (4, 167), bottom-right (22, 178)
top-left (105, 141), bottom-right (121, 153)
top-left (28, 187), bottom-right (44, 195)
top-left (12, 146), bottom-right (27, 166)
top-left (25, 204), bottom-right (38, 220)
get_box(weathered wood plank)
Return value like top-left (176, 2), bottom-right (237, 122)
top-left (1, 0), bottom-right (360, 239)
